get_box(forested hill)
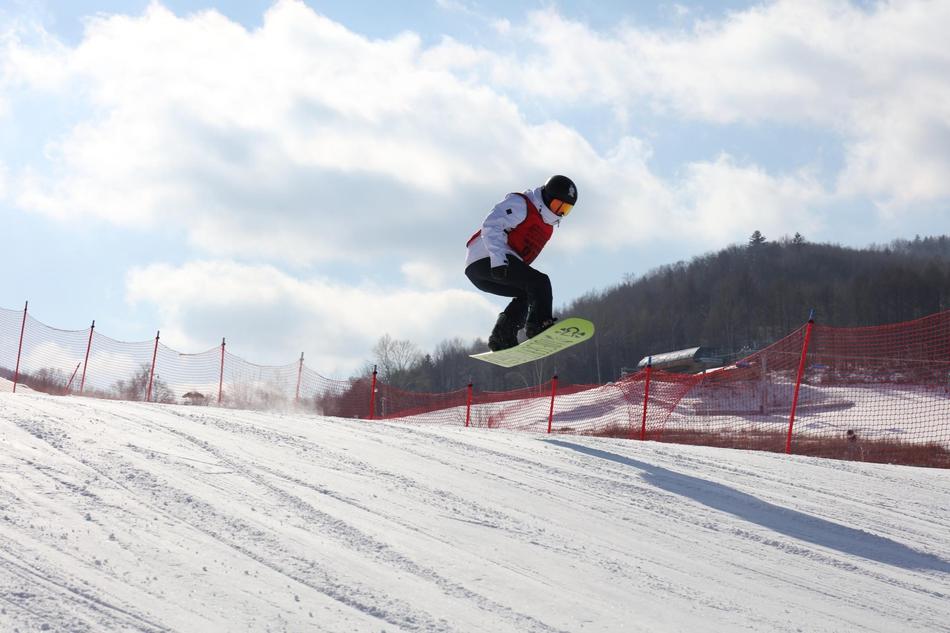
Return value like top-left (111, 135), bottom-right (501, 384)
top-left (382, 234), bottom-right (950, 392)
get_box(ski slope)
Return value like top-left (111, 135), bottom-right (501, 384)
top-left (0, 392), bottom-right (948, 632)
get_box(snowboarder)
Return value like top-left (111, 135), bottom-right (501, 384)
top-left (465, 175), bottom-right (578, 351)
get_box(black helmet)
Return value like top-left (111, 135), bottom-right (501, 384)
top-left (541, 175), bottom-right (578, 211)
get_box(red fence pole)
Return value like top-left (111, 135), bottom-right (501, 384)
top-left (640, 358), bottom-right (653, 441)
top-left (64, 362), bottom-right (81, 395)
top-left (295, 352), bottom-right (304, 404)
top-left (547, 375), bottom-right (558, 434)
top-left (217, 338), bottom-right (226, 404)
top-left (465, 382), bottom-right (473, 428)
top-left (786, 313), bottom-right (815, 454)
top-left (79, 320), bottom-right (94, 396)
top-left (146, 330), bottom-right (160, 402)
top-left (12, 301), bottom-right (28, 394)
top-left (368, 365), bottom-right (378, 420)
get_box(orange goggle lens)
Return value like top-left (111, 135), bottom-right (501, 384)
top-left (550, 200), bottom-right (574, 217)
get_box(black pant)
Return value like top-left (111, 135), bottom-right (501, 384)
top-left (465, 256), bottom-right (552, 327)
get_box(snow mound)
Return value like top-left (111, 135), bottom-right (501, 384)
top-left (0, 376), bottom-right (32, 393)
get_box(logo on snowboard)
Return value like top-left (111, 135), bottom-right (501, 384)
top-left (557, 326), bottom-right (587, 339)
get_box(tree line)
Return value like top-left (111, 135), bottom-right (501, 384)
top-left (365, 233), bottom-right (950, 393)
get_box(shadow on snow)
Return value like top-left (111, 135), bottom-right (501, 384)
top-left (544, 439), bottom-right (950, 574)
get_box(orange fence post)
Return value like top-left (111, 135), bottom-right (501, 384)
top-left (146, 330), bottom-right (160, 402)
top-left (640, 358), bottom-right (653, 441)
top-left (368, 365), bottom-right (378, 420)
top-left (218, 338), bottom-right (226, 404)
top-left (12, 301), bottom-right (28, 394)
top-left (786, 312), bottom-right (815, 454)
top-left (79, 320), bottom-right (95, 395)
top-left (547, 375), bottom-right (558, 434)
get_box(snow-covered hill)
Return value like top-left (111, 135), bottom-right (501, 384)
top-left (1, 392), bottom-right (948, 632)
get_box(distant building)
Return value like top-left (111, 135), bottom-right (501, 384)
top-left (635, 347), bottom-right (728, 374)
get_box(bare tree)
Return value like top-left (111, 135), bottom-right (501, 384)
top-left (111, 364), bottom-right (175, 403)
top-left (373, 334), bottom-right (422, 382)
top-left (26, 367), bottom-right (69, 395)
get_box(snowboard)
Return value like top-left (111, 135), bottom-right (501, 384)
top-left (470, 317), bottom-right (595, 368)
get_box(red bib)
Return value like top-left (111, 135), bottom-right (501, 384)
top-left (466, 193), bottom-right (553, 265)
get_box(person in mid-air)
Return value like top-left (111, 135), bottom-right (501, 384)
top-left (464, 175), bottom-right (578, 351)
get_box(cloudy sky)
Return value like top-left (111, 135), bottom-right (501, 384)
top-left (1, 0), bottom-right (948, 376)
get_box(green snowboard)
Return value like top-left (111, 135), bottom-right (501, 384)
top-left (470, 317), bottom-right (595, 368)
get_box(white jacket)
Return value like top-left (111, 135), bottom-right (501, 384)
top-left (465, 187), bottom-right (561, 269)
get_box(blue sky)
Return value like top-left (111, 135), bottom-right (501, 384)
top-left (1, 0), bottom-right (948, 376)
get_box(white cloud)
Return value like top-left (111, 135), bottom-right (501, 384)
top-left (434, 0), bottom-right (478, 18)
top-left (5, 1), bottom-right (576, 262)
top-left (401, 259), bottom-right (451, 290)
top-left (673, 154), bottom-right (827, 243)
top-left (2, 0), bottom-right (946, 292)
top-left (22, 340), bottom-right (83, 375)
top-left (549, 135), bottom-right (672, 253)
top-left (543, 143), bottom-right (827, 257)
top-left (453, 1), bottom-right (950, 209)
top-left (0, 17), bottom-right (70, 92)
top-left (3, 0), bottom-right (861, 270)
top-left (125, 260), bottom-right (499, 375)
top-left (670, 4), bottom-right (691, 19)
top-left (838, 107), bottom-right (950, 209)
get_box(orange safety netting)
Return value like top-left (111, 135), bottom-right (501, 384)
top-left (2, 304), bottom-right (948, 467)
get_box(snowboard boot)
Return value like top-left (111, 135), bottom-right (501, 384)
top-left (488, 313), bottom-right (521, 351)
top-left (525, 317), bottom-right (558, 339)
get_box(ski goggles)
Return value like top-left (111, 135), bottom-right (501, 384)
top-left (549, 199), bottom-right (574, 217)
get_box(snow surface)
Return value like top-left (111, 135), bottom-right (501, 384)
top-left (672, 380), bottom-right (950, 444)
top-left (1, 392), bottom-right (948, 632)
top-left (0, 377), bottom-right (32, 394)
